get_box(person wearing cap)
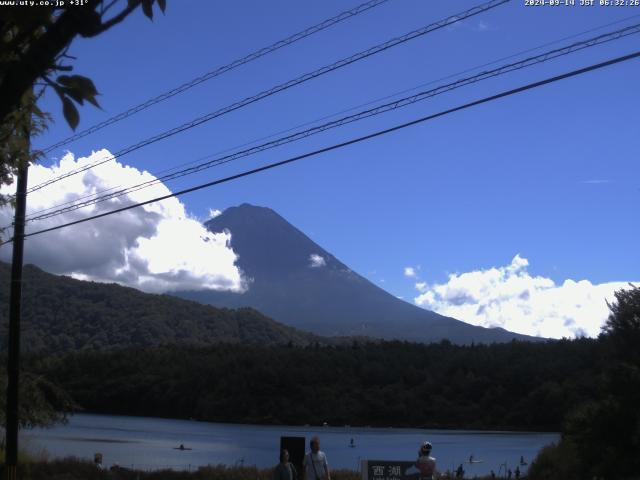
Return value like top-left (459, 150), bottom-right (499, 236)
top-left (415, 441), bottom-right (436, 480)
top-left (303, 437), bottom-right (330, 480)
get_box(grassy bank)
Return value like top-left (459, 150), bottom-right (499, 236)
top-left (10, 459), bottom-right (361, 480)
top-left (8, 458), bottom-right (507, 480)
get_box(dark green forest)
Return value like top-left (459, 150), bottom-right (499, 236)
top-left (0, 262), bottom-right (324, 351)
top-left (24, 283), bottom-right (640, 480)
top-left (527, 285), bottom-right (640, 480)
top-left (3, 260), bottom-right (638, 478)
top-left (29, 338), bottom-right (598, 431)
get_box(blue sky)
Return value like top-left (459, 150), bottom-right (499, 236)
top-left (6, 0), bottom-right (639, 337)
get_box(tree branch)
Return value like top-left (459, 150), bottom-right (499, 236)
top-left (84, 0), bottom-right (141, 38)
top-left (0, 1), bottom-right (142, 125)
top-left (101, 0), bottom-right (122, 16)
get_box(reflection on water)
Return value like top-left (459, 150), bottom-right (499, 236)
top-left (22, 413), bottom-right (558, 475)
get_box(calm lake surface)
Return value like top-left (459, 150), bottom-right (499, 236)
top-left (22, 414), bottom-right (558, 476)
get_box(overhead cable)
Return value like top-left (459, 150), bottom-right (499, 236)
top-left (27, 0), bottom-right (510, 194)
top-left (23, 13), bottom-right (640, 222)
top-left (22, 22), bottom-right (640, 224)
top-left (41, 0), bottom-right (392, 154)
top-left (2, 49), bottom-right (637, 246)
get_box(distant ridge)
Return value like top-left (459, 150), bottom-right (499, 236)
top-left (0, 261), bottom-right (324, 353)
top-left (177, 203), bottom-right (539, 344)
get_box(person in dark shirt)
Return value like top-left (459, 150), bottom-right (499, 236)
top-left (274, 449), bottom-right (297, 480)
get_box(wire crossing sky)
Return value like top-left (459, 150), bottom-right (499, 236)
top-left (19, 21), bottom-right (640, 225)
top-left (27, 0), bottom-right (509, 194)
top-left (17, 12), bottom-right (640, 226)
top-left (2, 0), bottom-right (638, 338)
top-left (4, 48), bottom-right (638, 244)
top-left (41, 0), bottom-right (391, 154)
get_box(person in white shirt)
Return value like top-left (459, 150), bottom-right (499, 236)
top-left (303, 437), bottom-right (330, 480)
top-left (416, 441), bottom-right (436, 480)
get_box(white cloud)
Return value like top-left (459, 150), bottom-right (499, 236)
top-left (309, 253), bottom-right (326, 268)
top-left (207, 208), bottom-right (222, 219)
top-left (581, 179), bottom-right (611, 184)
top-left (404, 266), bottom-right (417, 278)
top-left (475, 20), bottom-right (490, 31)
top-left (0, 150), bottom-right (245, 293)
top-left (415, 281), bottom-right (428, 293)
top-left (414, 254), bottom-right (636, 339)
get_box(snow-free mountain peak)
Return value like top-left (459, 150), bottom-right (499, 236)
top-left (178, 204), bottom-right (539, 344)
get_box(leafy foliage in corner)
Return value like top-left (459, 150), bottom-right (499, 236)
top-left (0, 369), bottom-right (76, 429)
top-left (0, 0), bottom-right (167, 219)
top-left (0, 89), bottom-right (49, 213)
top-left (528, 284), bottom-right (640, 480)
top-left (0, 0), bottom-right (167, 128)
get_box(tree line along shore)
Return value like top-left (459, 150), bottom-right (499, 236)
top-left (25, 338), bottom-right (597, 431)
top-left (2, 285), bottom-right (639, 480)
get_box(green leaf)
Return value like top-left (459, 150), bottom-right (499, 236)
top-left (57, 75), bottom-right (98, 98)
top-left (74, 75), bottom-right (98, 98)
top-left (62, 96), bottom-right (79, 131)
top-left (86, 95), bottom-right (101, 109)
top-left (62, 87), bottom-right (84, 106)
top-left (56, 75), bottom-right (72, 86)
top-left (142, 0), bottom-right (153, 20)
top-left (57, 75), bottom-right (101, 108)
top-left (52, 84), bottom-right (65, 101)
top-left (157, 0), bottom-right (166, 13)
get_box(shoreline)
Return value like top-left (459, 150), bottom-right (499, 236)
top-left (59, 411), bottom-right (561, 435)
top-left (22, 413), bottom-right (556, 477)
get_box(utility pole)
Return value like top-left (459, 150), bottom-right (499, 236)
top-left (5, 136), bottom-right (29, 480)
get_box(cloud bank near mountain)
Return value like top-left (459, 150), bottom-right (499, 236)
top-left (0, 150), bottom-right (244, 293)
top-left (414, 254), bottom-right (635, 338)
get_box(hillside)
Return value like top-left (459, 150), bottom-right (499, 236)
top-left (177, 204), bottom-right (539, 344)
top-left (0, 261), bottom-right (323, 353)
top-left (35, 338), bottom-right (599, 430)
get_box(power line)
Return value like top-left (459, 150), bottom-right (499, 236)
top-left (3, 49), bottom-right (637, 246)
top-left (40, 0), bottom-right (392, 154)
top-left (21, 22), bottom-right (640, 224)
top-left (29, 10), bottom-right (640, 213)
top-left (22, 13), bottom-right (640, 223)
top-left (26, 0), bottom-right (510, 195)
top-left (319, 12), bottom-right (640, 123)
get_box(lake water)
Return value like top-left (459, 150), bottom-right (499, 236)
top-left (22, 414), bottom-right (558, 476)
